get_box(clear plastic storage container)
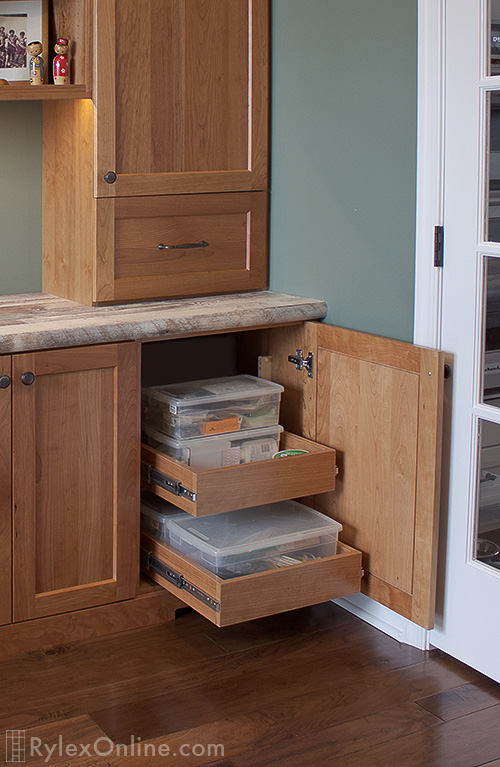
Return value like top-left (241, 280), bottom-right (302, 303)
top-left (142, 375), bottom-right (284, 439)
top-left (140, 491), bottom-right (189, 543)
top-left (142, 424), bottom-right (284, 470)
top-left (166, 501), bottom-right (342, 579)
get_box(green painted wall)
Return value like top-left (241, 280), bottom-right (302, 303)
top-left (0, 1), bottom-right (417, 341)
top-left (0, 102), bottom-right (42, 295)
top-left (269, 0), bottom-right (417, 341)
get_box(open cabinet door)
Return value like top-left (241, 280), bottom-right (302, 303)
top-left (314, 323), bottom-right (444, 629)
top-left (264, 321), bottom-right (444, 630)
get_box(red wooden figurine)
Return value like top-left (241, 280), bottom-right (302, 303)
top-left (53, 37), bottom-right (69, 85)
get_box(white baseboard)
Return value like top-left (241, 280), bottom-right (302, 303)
top-left (334, 593), bottom-right (431, 651)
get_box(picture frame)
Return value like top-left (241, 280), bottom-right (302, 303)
top-left (0, 0), bottom-right (47, 83)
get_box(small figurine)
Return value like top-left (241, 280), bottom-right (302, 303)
top-left (28, 40), bottom-right (44, 85)
top-left (52, 37), bottom-right (69, 85)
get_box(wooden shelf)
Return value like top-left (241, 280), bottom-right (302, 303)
top-left (0, 84), bottom-right (91, 101)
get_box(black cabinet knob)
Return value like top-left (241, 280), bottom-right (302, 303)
top-left (104, 171), bottom-right (117, 184)
top-left (0, 375), bottom-right (11, 389)
top-left (21, 371), bottom-right (35, 386)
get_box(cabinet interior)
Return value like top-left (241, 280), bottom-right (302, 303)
top-left (141, 327), bottom-right (303, 436)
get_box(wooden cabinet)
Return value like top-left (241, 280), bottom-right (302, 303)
top-left (0, 360), bottom-right (12, 627)
top-left (0, 343), bottom-right (140, 623)
top-left (42, 0), bottom-right (270, 305)
top-left (100, 192), bottom-right (268, 303)
top-left (141, 322), bottom-right (445, 631)
top-left (93, 0), bottom-right (268, 198)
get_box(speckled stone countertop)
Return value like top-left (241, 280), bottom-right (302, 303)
top-left (0, 291), bottom-right (327, 353)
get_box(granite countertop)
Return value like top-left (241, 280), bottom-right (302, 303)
top-left (0, 291), bottom-right (327, 353)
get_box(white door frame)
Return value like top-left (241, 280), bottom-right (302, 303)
top-left (414, 0), bottom-right (446, 350)
top-left (335, 0), bottom-right (445, 649)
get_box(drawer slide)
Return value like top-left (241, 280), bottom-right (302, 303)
top-left (141, 461), bottom-right (197, 502)
top-left (141, 547), bottom-right (220, 612)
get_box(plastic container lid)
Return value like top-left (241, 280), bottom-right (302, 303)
top-left (166, 501), bottom-right (342, 558)
top-left (145, 375), bottom-right (284, 412)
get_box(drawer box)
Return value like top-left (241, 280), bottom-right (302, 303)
top-left (141, 532), bottom-right (362, 627)
top-left (105, 191), bottom-right (268, 303)
top-left (141, 432), bottom-right (337, 516)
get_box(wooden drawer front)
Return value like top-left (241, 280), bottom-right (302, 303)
top-left (141, 432), bottom-right (336, 516)
top-left (141, 533), bottom-right (361, 627)
top-left (108, 192), bottom-right (268, 302)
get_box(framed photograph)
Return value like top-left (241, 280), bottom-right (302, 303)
top-left (0, 0), bottom-right (47, 83)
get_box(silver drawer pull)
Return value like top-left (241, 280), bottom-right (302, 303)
top-left (158, 240), bottom-right (209, 250)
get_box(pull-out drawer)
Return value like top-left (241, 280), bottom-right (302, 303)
top-left (99, 191), bottom-right (268, 303)
top-left (141, 432), bottom-right (336, 516)
top-left (141, 532), bottom-right (362, 627)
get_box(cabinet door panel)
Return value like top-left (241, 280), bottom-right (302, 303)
top-left (94, 0), bottom-right (269, 197)
top-left (313, 324), bottom-right (444, 630)
top-left (261, 322), bottom-right (444, 629)
top-left (0, 357), bottom-right (11, 626)
top-left (12, 344), bottom-right (139, 621)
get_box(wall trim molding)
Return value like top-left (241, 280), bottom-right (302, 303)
top-left (334, 594), bottom-right (430, 650)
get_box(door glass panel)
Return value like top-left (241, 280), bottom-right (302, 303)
top-left (486, 93), bottom-right (500, 242)
top-left (491, 0), bottom-right (500, 75)
top-left (476, 419), bottom-right (500, 569)
top-left (483, 257), bottom-right (500, 404)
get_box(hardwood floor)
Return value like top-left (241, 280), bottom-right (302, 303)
top-left (0, 603), bottom-right (499, 766)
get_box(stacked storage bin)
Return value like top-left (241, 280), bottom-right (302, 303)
top-left (141, 375), bottom-right (285, 470)
top-left (141, 375), bottom-right (342, 579)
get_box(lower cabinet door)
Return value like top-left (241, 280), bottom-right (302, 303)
top-left (12, 343), bottom-right (140, 621)
top-left (141, 532), bottom-right (362, 627)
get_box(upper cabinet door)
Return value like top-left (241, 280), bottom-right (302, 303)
top-left (12, 343), bottom-right (140, 622)
top-left (93, 0), bottom-right (269, 198)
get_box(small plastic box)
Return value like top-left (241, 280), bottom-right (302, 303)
top-left (166, 501), bottom-right (342, 579)
top-left (140, 491), bottom-right (189, 543)
top-left (142, 375), bottom-right (284, 439)
top-left (142, 423), bottom-right (284, 470)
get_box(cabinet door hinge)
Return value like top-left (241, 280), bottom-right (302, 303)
top-left (288, 349), bottom-right (314, 378)
top-left (434, 226), bottom-right (444, 268)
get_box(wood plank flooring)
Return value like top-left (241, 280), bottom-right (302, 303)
top-left (0, 603), bottom-right (499, 766)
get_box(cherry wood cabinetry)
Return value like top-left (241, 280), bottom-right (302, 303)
top-left (93, 0), bottom-right (268, 198)
top-left (0, 359), bottom-right (11, 627)
top-left (142, 323), bottom-right (444, 631)
top-left (0, 343), bottom-right (140, 624)
top-left (42, 0), bottom-right (270, 306)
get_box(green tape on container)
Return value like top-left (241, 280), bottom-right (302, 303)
top-left (272, 449), bottom-right (309, 458)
